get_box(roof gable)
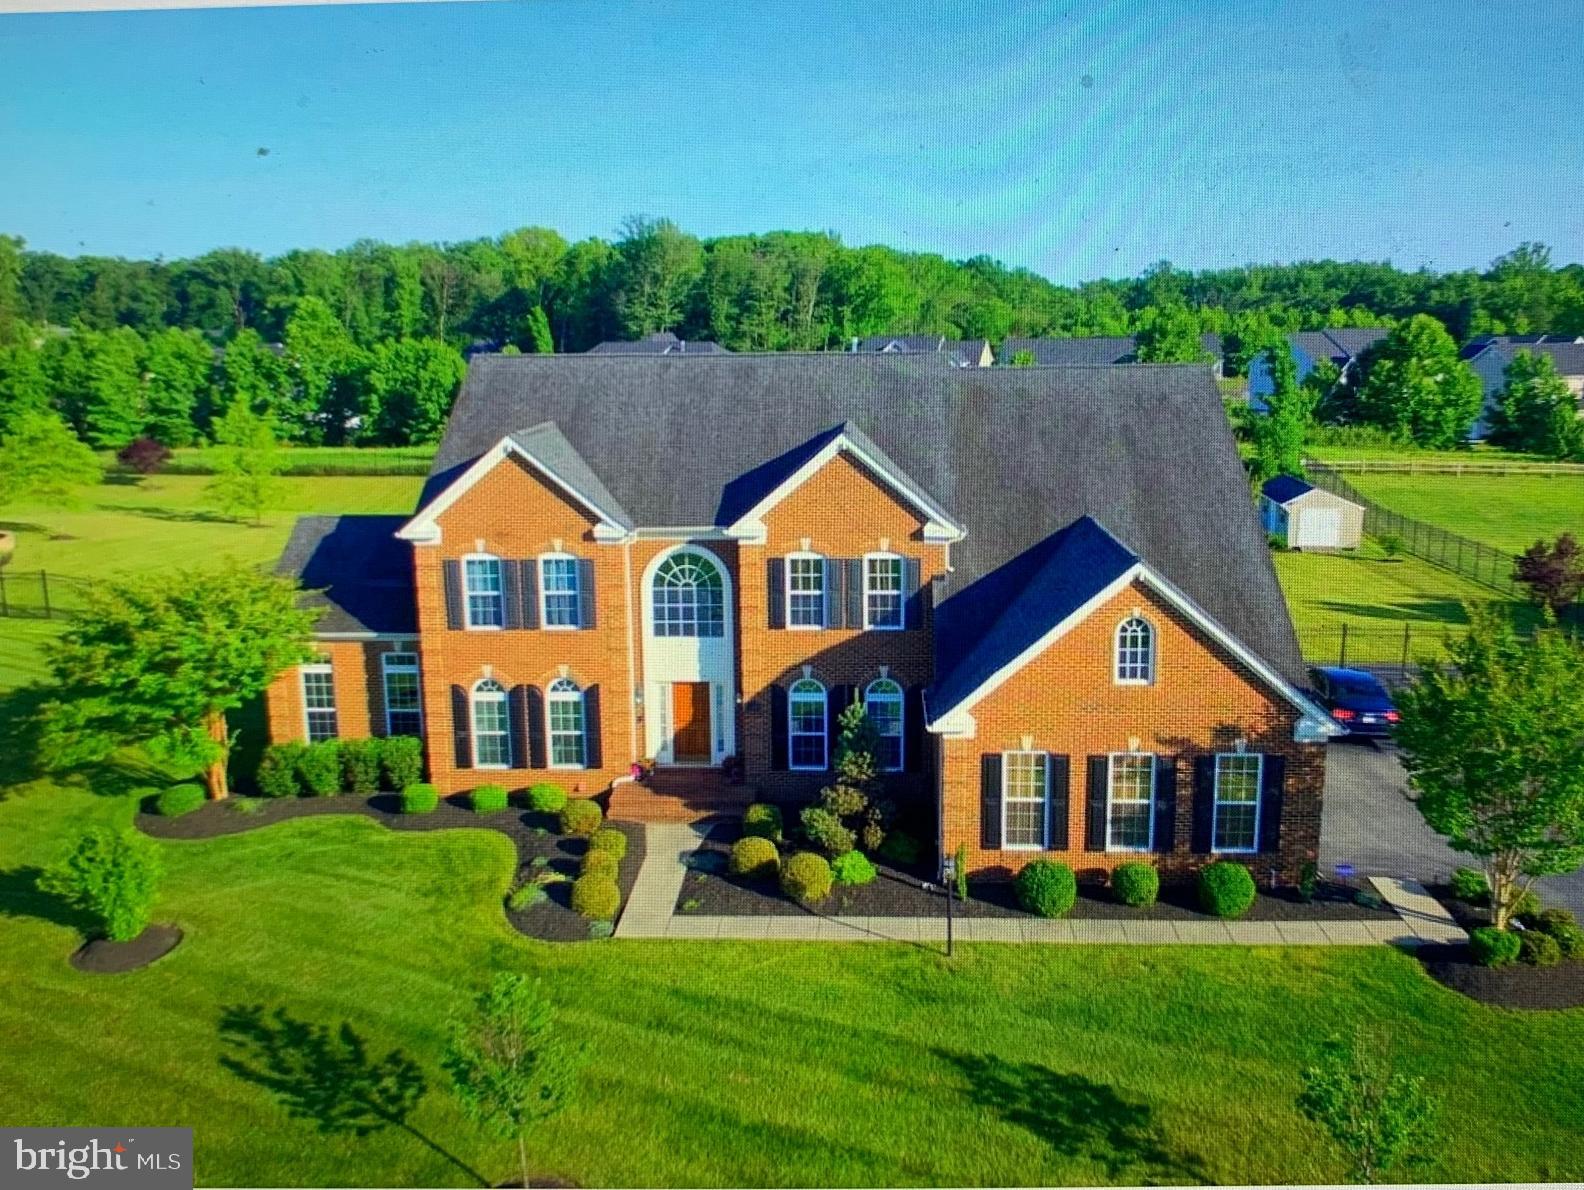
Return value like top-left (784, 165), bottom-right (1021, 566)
top-left (1261, 475), bottom-right (1313, 504)
top-left (274, 515), bottom-right (415, 636)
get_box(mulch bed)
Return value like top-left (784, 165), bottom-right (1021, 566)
top-left (675, 825), bottom-right (1399, 923)
top-left (70, 923), bottom-right (183, 973)
top-left (1415, 884), bottom-right (1584, 1009)
top-left (136, 794), bottom-right (643, 943)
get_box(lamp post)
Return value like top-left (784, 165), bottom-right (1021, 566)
top-left (940, 855), bottom-right (956, 957)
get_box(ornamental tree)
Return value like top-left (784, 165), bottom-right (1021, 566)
top-left (0, 409), bottom-right (104, 507)
top-left (1513, 533), bottom-right (1584, 615)
top-left (40, 827), bottom-right (164, 942)
top-left (44, 562), bottom-right (318, 799)
top-left (1298, 1029), bottom-right (1440, 1184)
top-left (1394, 607), bottom-right (1584, 928)
top-left (1353, 314), bottom-right (1483, 448)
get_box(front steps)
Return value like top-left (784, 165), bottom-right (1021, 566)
top-left (606, 767), bottom-right (751, 824)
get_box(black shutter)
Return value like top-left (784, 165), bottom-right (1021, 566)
top-left (583, 685), bottom-right (602, 769)
top-left (501, 562), bottom-right (522, 630)
top-left (525, 685), bottom-right (546, 769)
top-left (827, 684), bottom-right (853, 765)
top-left (443, 560), bottom-right (464, 629)
top-left (770, 684), bottom-right (788, 771)
top-left (903, 557), bottom-right (924, 629)
top-left (451, 684), bottom-right (471, 768)
top-left (1154, 756), bottom-right (1178, 854)
top-left (1192, 755), bottom-right (1216, 853)
top-left (1085, 756), bottom-right (1108, 851)
top-left (824, 558), bottom-right (843, 628)
top-left (1260, 755), bottom-right (1286, 853)
top-left (845, 558), bottom-right (864, 628)
top-left (1047, 754), bottom-right (1070, 849)
top-left (519, 561), bottom-right (539, 630)
top-left (767, 558), bottom-right (785, 629)
top-left (507, 685), bottom-right (529, 769)
top-left (980, 753), bottom-right (1003, 848)
top-left (905, 685), bottom-right (926, 773)
top-left (577, 558), bottom-right (596, 629)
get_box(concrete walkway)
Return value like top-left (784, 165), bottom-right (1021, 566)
top-left (614, 822), bottom-right (718, 938)
top-left (1368, 875), bottom-right (1467, 944)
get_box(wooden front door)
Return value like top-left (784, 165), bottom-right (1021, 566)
top-left (670, 682), bottom-right (712, 762)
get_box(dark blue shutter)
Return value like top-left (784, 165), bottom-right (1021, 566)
top-left (1085, 756), bottom-right (1108, 851)
top-left (770, 684), bottom-right (788, 771)
top-left (451, 685), bottom-right (471, 768)
top-left (577, 559), bottom-right (596, 629)
top-left (845, 558), bottom-right (864, 627)
top-left (443, 561), bottom-right (464, 629)
top-left (519, 561), bottom-right (539, 630)
top-left (826, 684), bottom-right (853, 767)
top-left (825, 559), bottom-right (845, 628)
top-left (501, 563), bottom-right (522, 630)
top-left (1154, 756), bottom-right (1178, 854)
top-left (903, 557), bottom-right (924, 629)
top-left (1192, 756), bottom-right (1216, 852)
top-left (583, 685), bottom-right (602, 768)
top-left (1047, 755), bottom-right (1071, 849)
top-left (980, 754), bottom-right (1003, 849)
top-left (508, 685), bottom-right (529, 769)
top-left (525, 686), bottom-right (546, 769)
top-left (1260, 755), bottom-right (1286, 853)
top-left (905, 685), bottom-right (926, 773)
top-left (767, 558), bottom-right (785, 629)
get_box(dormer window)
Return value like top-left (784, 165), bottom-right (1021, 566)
top-left (1115, 616), bottom-right (1155, 684)
top-left (463, 555), bottom-right (505, 629)
top-left (787, 554), bottom-right (826, 628)
top-left (864, 554), bottom-right (904, 630)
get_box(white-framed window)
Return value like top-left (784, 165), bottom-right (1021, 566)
top-left (787, 554), bottom-right (826, 629)
top-left (1115, 616), bottom-right (1155, 684)
top-left (1107, 752), bottom-right (1155, 851)
top-left (539, 554), bottom-right (581, 629)
top-left (865, 678), bottom-right (904, 772)
top-left (547, 678), bottom-right (586, 769)
top-left (1213, 753), bottom-right (1263, 853)
top-left (300, 659), bottom-right (338, 743)
top-left (863, 553), bottom-right (904, 630)
top-left (463, 554), bottom-right (505, 629)
top-left (381, 650), bottom-right (422, 737)
top-left (788, 678), bottom-right (827, 770)
top-left (1003, 751), bottom-right (1049, 849)
top-left (471, 678), bottom-right (510, 768)
top-left (652, 550), bottom-right (725, 638)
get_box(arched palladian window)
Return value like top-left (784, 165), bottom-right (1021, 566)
top-left (788, 678), bottom-right (827, 770)
top-left (1115, 616), bottom-right (1156, 684)
top-left (864, 678), bottom-right (904, 772)
top-left (471, 678), bottom-right (510, 767)
top-left (547, 677), bottom-right (586, 768)
top-left (652, 550), bottom-right (724, 638)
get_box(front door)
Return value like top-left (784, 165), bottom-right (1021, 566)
top-left (671, 681), bottom-right (712, 762)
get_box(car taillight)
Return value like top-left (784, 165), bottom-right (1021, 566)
top-left (1331, 708), bottom-right (1357, 720)
top-left (1385, 710), bottom-right (1401, 723)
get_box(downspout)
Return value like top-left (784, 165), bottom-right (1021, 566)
top-left (624, 535), bottom-right (639, 763)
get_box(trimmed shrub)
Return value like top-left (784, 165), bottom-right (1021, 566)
top-left (378, 736), bottom-right (424, 792)
top-left (1519, 930), bottom-right (1563, 967)
top-left (117, 437), bottom-right (172, 474)
top-left (1111, 861), bottom-right (1159, 908)
top-left (1450, 866), bottom-right (1489, 904)
top-left (339, 738), bottom-right (382, 795)
top-left (1468, 926), bottom-right (1521, 968)
top-left (580, 850), bottom-right (620, 881)
top-left (1532, 908), bottom-right (1584, 959)
top-left (876, 830), bottom-right (920, 866)
top-left (154, 783), bottom-right (205, 817)
top-left (831, 850), bottom-right (878, 886)
top-left (255, 743), bottom-right (304, 798)
top-left (588, 828), bottom-right (628, 860)
top-left (780, 851), bottom-right (833, 904)
top-left (1198, 861), bottom-right (1257, 919)
top-left (1014, 860), bottom-right (1077, 918)
top-left (1512, 888), bottom-right (1542, 919)
top-left (39, 827), bottom-right (163, 942)
top-left (507, 883), bottom-right (547, 912)
top-left (559, 799), bottom-right (602, 837)
top-left (729, 836), bottom-right (780, 880)
top-left (799, 806), bottom-right (855, 856)
top-left (570, 874), bottom-right (622, 920)
top-left (471, 784), bottom-right (509, 814)
top-left (743, 802), bottom-right (783, 842)
top-left (528, 783), bottom-right (569, 813)
top-left (297, 741), bottom-right (342, 796)
top-left (401, 783), bottom-right (440, 814)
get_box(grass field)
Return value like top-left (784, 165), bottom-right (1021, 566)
top-left (1344, 472), bottom-right (1584, 554)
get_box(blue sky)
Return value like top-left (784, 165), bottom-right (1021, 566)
top-left (2, 0), bottom-right (1581, 282)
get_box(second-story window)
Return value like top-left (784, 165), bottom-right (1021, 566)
top-left (864, 553), bottom-right (904, 630)
top-left (540, 555), bottom-right (581, 628)
top-left (787, 554), bottom-right (825, 628)
top-left (463, 555), bottom-right (505, 629)
top-left (653, 551), bottom-right (724, 638)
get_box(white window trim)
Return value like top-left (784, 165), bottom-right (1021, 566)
top-left (1106, 752), bottom-right (1156, 853)
top-left (461, 552), bottom-right (506, 632)
top-left (864, 678), bottom-right (905, 772)
top-left (300, 660), bottom-right (338, 742)
top-left (788, 679), bottom-right (828, 771)
top-left (380, 651), bottom-right (422, 738)
top-left (1114, 615), bottom-right (1156, 686)
top-left (470, 679), bottom-right (510, 770)
top-left (546, 678), bottom-right (587, 770)
top-left (1212, 752), bottom-right (1263, 855)
top-left (538, 552), bottom-right (581, 631)
top-left (785, 552), bottom-right (826, 631)
top-left (1001, 750), bottom-right (1049, 851)
top-left (862, 551), bottom-right (906, 632)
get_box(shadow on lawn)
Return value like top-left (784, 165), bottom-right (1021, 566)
top-left (218, 1003), bottom-right (486, 1186)
top-left (937, 1051), bottom-right (1207, 1183)
top-left (95, 503), bottom-right (240, 525)
top-left (0, 864), bottom-right (99, 935)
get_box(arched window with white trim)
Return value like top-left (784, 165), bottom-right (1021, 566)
top-left (652, 550), bottom-right (724, 637)
top-left (547, 678), bottom-right (586, 768)
top-left (864, 678), bottom-right (904, 772)
top-left (539, 553), bottom-right (582, 628)
top-left (463, 554), bottom-right (505, 629)
top-left (788, 678), bottom-right (827, 770)
top-left (471, 678), bottom-right (510, 767)
top-left (1115, 616), bottom-right (1156, 684)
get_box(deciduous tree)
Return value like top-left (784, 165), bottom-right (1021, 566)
top-left (1353, 314), bottom-right (1483, 448)
top-left (1491, 350), bottom-right (1584, 460)
top-left (141, 326), bottom-right (213, 447)
top-left (1298, 1029), bottom-right (1440, 1184)
top-left (365, 337), bottom-right (466, 445)
top-left (0, 409), bottom-right (104, 507)
top-left (1513, 533), bottom-right (1584, 615)
top-left (39, 827), bottom-right (164, 942)
top-left (206, 403), bottom-right (286, 524)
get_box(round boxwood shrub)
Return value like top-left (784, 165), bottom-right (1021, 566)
top-left (570, 874), bottom-right (622, 920)
top-left (1468, 926), bottom-right (1521, 968)
top-left (742, 802), bottom-right (783, 842)
top-left (1198, 861), bottom-right (1257, 919)
top-left (527, 782), bottom-right (569, 813)
top-left (729, 835), bottom-right (779, 880)
top-left (471, 784), bottom-right (509, 814)
top-left (1014, 860), bottom-right (1077, 918)
top-left (559, 798), bottom-right (602, 837)
top-left (1111, 861), bottom-right (1159, 908)
top-left (1518, 929), bottom-right (1563, 967)
top-left (1450, 866), bottom-right (1489, 904)
top-left (780, 851), bottom-right (833, 905)
top-left (401, 783), bottom-right (440, 814)
top-left (154, 783), bottom-right (205, 817)
top-left (588, 828), bottom-right (628, 860)
top-left (581, 850), bottom-right (620, 881)
top-left (1533, 908), bottom-right (1584, 959)
top-left (831, 850), bottom-right (878, 886)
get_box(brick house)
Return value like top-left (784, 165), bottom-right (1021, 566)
top-left (267, 353), bottom-right (1337, 881)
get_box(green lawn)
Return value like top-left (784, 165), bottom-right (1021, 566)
top-left (1344, 472), bottom-right (1584, 555)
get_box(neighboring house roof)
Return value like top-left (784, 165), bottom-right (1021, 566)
top-left (855, 335), bottom-right (992, 366)
top-left (1247, 328), bottom-right (1390, 403)
top-left (1000, 334), bottom-right (1222, 365)
top-left (275, 515), bottom-right (416, 636)
top-left (1462, 336), bottom-right (1584, 376)
top-left (586, 332), bottom-right (729, 355)
top-left (1261, 476), bottom-right (1314, 505)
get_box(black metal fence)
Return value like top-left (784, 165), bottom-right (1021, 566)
top-left (0, 570), bottom-right (97, 620)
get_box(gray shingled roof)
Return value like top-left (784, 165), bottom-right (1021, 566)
top-left (425, 353), bottom-right (1305, 685)
top-left (999, 334), bottom-right (1223, 367)
top-left (511, 421), bottom-right (635, 530)
top-left (587, 332), bottom-right (730, 355)
top-left (1467, 338), bottom-right (1584, 376)
top-left (274, 515), bottom-right (416, 635)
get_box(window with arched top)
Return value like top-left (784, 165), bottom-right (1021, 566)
top-left (471, 678), bottom-right (510, 767)
top-left (864, 678), bottom-right (904, 772)
top-left (652, 551), bottom-right (724, 638)
top-left (788, 678), bottom-right (827, 770)
top-left (547, 677), bottom-right (586, 768)
top-left (1115, 616), bottom-right (1156, 684)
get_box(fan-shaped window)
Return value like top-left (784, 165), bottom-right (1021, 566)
top-left (864, 678), bottom-right (904, 772)
top-left (547, 678), bottom-right (586, 768)
top-left (1115, 616), bottom-right (1156, 684)
top-left (788, 678), bottom-right (827, 770)
top-left (652, 551), bottom-right (724, 638)
top-left (471, 678), bottom-right (510, 768)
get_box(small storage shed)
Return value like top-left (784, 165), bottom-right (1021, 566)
top-left (1259, 476), bottom-right (1364, 550)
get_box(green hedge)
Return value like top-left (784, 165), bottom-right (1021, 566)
top-left (559, 799), bottom-right (602, 837)
top-left (471, 784), bottom-right (509, 813)
top-left (154, 784), bottom-right (205, 817)
top-left (1198, 862), bottom-right (1257, 918)
top-left (297, 741), bottom-right (342, 797)
top-left (588, 828), bottom-right (627, 860)
top-left (1111, 862), bottom-right (1159, 908)
top-left (401, 784), bottom-right (440, 814)
top-left (379, 736), bottom-right (424, 792)
top-left (339, 739), bottom-right (382, 795)
top-left (1014, 860), bottom-right (1076, 918)
top-left (256, 744), bottom-right (304, 798)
